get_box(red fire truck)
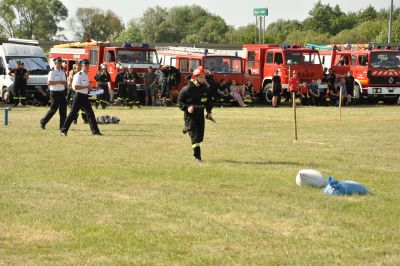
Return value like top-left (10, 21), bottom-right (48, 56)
top-left (320, 44), bottom-right (400, 104)
top-left (243, 44), bottom-right (326, 103)
top-left (48, 41), bottom-right (160, 92)
top-left (158, 47), bottom-right (244, 99)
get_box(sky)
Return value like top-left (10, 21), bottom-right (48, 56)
top-left (61, 0), bottom-right (396, 38)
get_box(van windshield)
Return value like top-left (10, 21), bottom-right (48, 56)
top-left (370, 52), bottom-right (400, 68)
top-left (6, 56), bottom-right (50, 75)
top-left (116, 49), bottom-right (158, 64)
top-left (204, 56), bottom-right (242, 73)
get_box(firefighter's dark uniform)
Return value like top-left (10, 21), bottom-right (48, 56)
top-left (178, 81), bottom-right (213, 161)
top-left (94, 70), bottom-right (111, 109)
top-left (11, 66), bottom-right (28, 106)
top-left (124, 71), bottom-right (140, 108)
top-left (115, 70), bottom-right (126, 103)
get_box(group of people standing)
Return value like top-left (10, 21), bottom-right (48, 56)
top-left (114, 64), bottom-right (181, 107)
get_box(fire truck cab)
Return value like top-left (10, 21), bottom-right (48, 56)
top-left (243, 44), bottom-right (326, 103)
top-left (158, 47), bottom-right (244, 99)
top-left (328, 45), bottom-right (400, 103)
top-left (49, 42), bottom-right (160, 92)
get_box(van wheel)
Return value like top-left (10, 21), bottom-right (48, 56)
top-left (263, 83), bottom-right (273, 104)
top-left (2, 88), bottom-right (13, 104)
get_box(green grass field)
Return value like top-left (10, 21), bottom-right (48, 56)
top-left (0, 104), bottom-right (399, 265)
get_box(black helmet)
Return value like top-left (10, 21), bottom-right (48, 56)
top-left (79, 59), bottom-right (90, 66)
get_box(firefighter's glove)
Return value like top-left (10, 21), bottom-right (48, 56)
top-left (206, 112), bottom-right (216, 123)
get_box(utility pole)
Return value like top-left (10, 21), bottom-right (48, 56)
top-left (388, 0), bottom-right (394, 43)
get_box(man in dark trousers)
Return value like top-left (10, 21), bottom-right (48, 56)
top-left (94, 64), bottom-right (111, 109)
top-left (115, 64), bottom-right (126, 105)
top-left (40, 57), bottom-right (67, 130)
top-left (124, 65), bottom-right (140, 108)
top-left (10, 61), bottom-right (29, 106)
top-left (178, 66), bottom-right (214, 162)
top-left (144, 66), bottom-right (157, 106)
top-left (60, 59), bottom-right (101, 136)
top-left (345, 70), bottom-right (355, 105)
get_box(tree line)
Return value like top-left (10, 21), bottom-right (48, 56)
top-left (0, 0), bottom-right (399, 44)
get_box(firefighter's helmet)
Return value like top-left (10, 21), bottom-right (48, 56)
top-left (100, 63), bottom-right (107, 69)
top-left (128, 64), bottom-right (134, 69)
top-left (192, 66), bottom-right (206, 77)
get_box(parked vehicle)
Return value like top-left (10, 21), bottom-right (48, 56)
top-left (0, 39), bottom-right (49, 103)
top-left (243, 44), bottom-right (326, 103)
top-left (318, 44), bottom-right (400, 104)
top-left (49, 41), bottom-right (160, 92)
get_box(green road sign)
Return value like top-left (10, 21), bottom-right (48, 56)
top-left (254, 8), bottom-right (268, 16)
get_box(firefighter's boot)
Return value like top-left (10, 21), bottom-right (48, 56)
top-left (193, 144), bottom-right (201, 161)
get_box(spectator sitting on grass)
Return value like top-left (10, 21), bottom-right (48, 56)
top-left (33, 86), bottom-right (49, 106)
top-left (229, 80), bottom-right (246, 107)
top-left (217, 79), bottom-right (230, 103)
top-left (308, 79), bottom-right (320, 106)
top-left (243, 80), bottom-right (255, 101)
top-left (298, 82), bottom-right (309, 106)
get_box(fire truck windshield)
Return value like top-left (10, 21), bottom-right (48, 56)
top-left (116, 50), bottom-right (158, 65)
top-left (204, 56), bottom-right (242, 73)
top-left (284, 52), bottom-right (321, 65)
top-left (6, 56), bottom-right (50, 74)
top-left (370, 52), bottom-right (400, 68)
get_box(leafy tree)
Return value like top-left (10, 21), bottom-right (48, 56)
top-left (331, 20), bottom-right (386, 43)
top-left (265, 19), bottom-right (302, 43)
top-left (0, 0), bottom-right (68, 40)
top-left (357, 5), bottom-right (378, 23)
top-left (303, 1), bottom-right (357, 36)
top-left (69, 8), bottom-right (124, 41)
top-left (224, 24), bottom-right (256, 44)
top-left (113, 19), bottom-right (142, 42)
top-left (139, 5), bottom-right (228, 44)
top-left (286, 30), bottom-right (331, 44)
top-left (139, 6), bottom-right (169, 43)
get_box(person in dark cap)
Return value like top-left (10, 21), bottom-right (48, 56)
top-left (10, 60), bottom-right (29, 106)
top-left (60, 59), bottom-right (101, 136)
top-left (39, 57), bottom-right (67, 129)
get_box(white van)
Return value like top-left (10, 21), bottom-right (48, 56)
top-left (0, 39), bottom-right (49, 103)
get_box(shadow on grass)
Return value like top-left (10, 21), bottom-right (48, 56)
top-left (221, 159), bottom-right (307, 166)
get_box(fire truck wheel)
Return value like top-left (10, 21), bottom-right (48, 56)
top-left (263, 83), bottom-right (273, 104)
top-left (353, 84), bottom-right (363, 104)
top-left (2, 87), bottom-right (13, 104)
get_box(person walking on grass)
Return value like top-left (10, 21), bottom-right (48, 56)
top-left (178, 66), bottom-right (214, 162)
top-left (40, 57), bottom-right (67, 130)
top-left (60, 59), bottom-right (102, 136)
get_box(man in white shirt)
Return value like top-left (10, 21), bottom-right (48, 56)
top-left (40, 57), bottom-right (67, 130)
top-left (60, 59), bottom-right (102, 136)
